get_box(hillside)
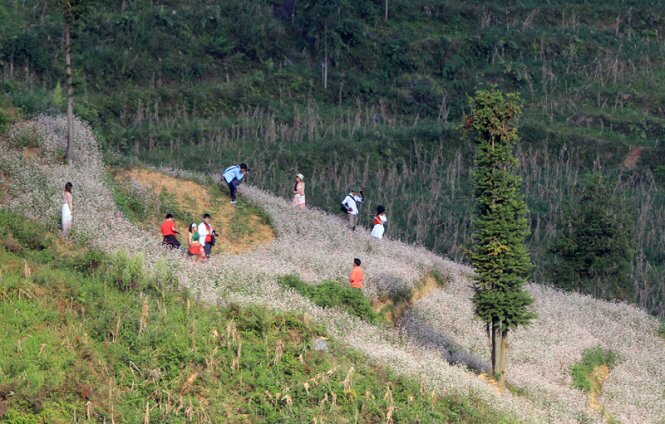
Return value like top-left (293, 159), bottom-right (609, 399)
top-left (0, 210), bottom-right (516, 423)
top-left (1, 116), bottom-right (664, 423)
top-left (2, 1), bottom-right (665, 317)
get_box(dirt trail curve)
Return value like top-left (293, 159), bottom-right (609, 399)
top-left (3, 116), bottom-right (665, 423)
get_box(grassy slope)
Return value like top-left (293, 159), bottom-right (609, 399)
top-left (0, 209), bottom-right (515, 423)
top-left (109, 167), bottom-right (275, 254)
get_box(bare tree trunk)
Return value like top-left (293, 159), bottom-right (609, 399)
top-left (64, 7), bottom-right (74, 163)
top-left (498, 329), bottom-right (509, 387)
top-left (490, 320), bottom-right (508, 387)
top-left (491, 319), bottom-right (500, 378)
top-left (384, 0), bottom-right (388, 20)
top-left (323, 21), bottom-right (328, 90)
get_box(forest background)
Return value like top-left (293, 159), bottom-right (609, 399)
top-left (1, 0), bottom-right (664, 317)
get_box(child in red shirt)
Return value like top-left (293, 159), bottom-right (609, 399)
top-left (349, 258), bottom-right (365, 289)
top-left (161, 214), bottom-right (181, 249)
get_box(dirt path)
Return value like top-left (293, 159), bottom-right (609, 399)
top-left (115, 168), bottom-right (275, 254)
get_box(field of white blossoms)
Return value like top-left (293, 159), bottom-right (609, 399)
top-left (1, 116), bottom-right (664, 423)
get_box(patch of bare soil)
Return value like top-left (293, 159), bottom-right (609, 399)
top-left (374, 274), bottom-right (442, 324)
top-left (623, 146), bottom-right (643, 169)
top-left (588, 365), bottom-right (609, 414)
top-left (115, 169), bottom-right (275, 254)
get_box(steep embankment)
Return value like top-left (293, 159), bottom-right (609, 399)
top-left (112, 168), bottom-right (275, 254)
top-left (1, 116), bottom-right (664, 423)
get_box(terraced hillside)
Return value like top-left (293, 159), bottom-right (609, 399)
top-left (1, 116), bottom-right (664, 423)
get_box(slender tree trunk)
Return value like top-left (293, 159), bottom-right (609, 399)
top-left (64, 8), bottom-right (74, 163)
top-left (498, 329), bottom-right (509, 387)
top-left (490, 320), bottom-right (508, 387)
top-left (384, 0), bottom-right (388, 20)
top-left (323, 21), bottom-right (328, 90)
top-left (490, 319), bottom-right (500, 378)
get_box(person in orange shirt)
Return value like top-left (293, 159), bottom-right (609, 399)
top-left (161, 213), bottom-right (181, 250)
top-left (349, 258), bottom-right (365, 289)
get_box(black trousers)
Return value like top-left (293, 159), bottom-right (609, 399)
top-left (162, 235), bottom-right (181, 249)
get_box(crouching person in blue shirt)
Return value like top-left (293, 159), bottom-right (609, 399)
top-left (222, 163), bottom-right (250, 205)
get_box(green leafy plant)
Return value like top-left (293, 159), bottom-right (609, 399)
top-left (571, 347), bottom-right (617, 393)
top-left (278, 275), bottom-right (382, 324)
top-left (464, 88), bottom-right (535, 386)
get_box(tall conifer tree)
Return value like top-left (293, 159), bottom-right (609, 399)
top-left (464, 88), bottom-right (535, 386)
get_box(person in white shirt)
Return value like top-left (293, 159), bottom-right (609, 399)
top-left (370, 205), bottom-right (388, 239)
top-left (197, 213), bottom-right (218, 258)
top-left (341, 188), bottom-right (364, 231)
top-left (222, 163), bottom-right (249, 204)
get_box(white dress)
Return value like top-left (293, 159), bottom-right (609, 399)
top-left (370, 213), bottom-right (387, 239)
top-left (62, 192), bottom-right (72, 235)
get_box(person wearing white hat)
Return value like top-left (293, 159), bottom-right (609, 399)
top-left (293, 173), bottom-right (306, 210)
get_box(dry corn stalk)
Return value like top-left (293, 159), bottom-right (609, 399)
top-left (23, 261), bottom-right (31, 279)
top-left (205, 346), bottom-right (219, 371)
top-left (386, 405), bottom-right (395, 424)
top-left (342, 367), bottom-right (354, 393)
top-left (138, 297), bottom-right (149, 336)
top-left (231, 339), bottom-right (242, 372)
top-left (180, 371), bottom-right (199, 395)
top-left (273, 339), bottom-right (284, 364)
top-left (143, 400), bottom-right (150, 424)
top-left (226, 319), bottom-right (238, 348)
top-left (383, 384), bottom-right (394, 404)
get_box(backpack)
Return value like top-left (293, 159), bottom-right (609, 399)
top-left (340, 196), bottom-right (351, 213)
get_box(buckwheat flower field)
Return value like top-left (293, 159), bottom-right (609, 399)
top-left (2, 116), bottom-right (664, 423)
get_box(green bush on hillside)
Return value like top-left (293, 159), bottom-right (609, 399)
top-left (571, 347), bottom-right (618, 393)
top-left (278, 275), bottom-right (382, 325)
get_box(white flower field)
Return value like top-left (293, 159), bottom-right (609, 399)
top-left (2, 116), bottom-right (664, 423)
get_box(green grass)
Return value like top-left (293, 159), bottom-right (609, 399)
top-left (106, 173), bottom-right (151, 224)
top-left (571, 347), bottom-right (618, 393)
top-left (278, 275), bottom-right (382, 325)
top-left (0, 209), bottom-right (517, 423)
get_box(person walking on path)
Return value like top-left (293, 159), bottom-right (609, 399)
top-left (188, 223), bottom-right (205, 263)
top-left (198, 213), bottom-right (218, 259)
top-left (341, 188), bottom-right (364, 231)
top-left (222, 163), bottom-right (250, 205)
top-left (370, 205), bottom-right (388, 239)
top-left (61, 181), bottom-right (73, 236)
top-left (349, 258), bottom-right (365, 289)
top-left (161, 213), bottom-right (182, 250)
top-left (293, 173), bottom-right (306, 209)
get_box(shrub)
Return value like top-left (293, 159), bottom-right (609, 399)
top-left (278, 275), bottom-right (381, 324)
top-left (104, 250), bottom-right (148, 292)
top-left (658, 320), bottom-right (665, 339)
top-left (571, 347), bottom-right (617, 393)
top-left (8, 122), bottom-right (41, 149)
top-left (0, 209), bottom-right (50, 251)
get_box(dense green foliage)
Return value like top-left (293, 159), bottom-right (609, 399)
top-left (466, 89), bottom-right (535, 331)
top-left (465, 88), bottom-right (534, 383)
top-left (0, 209), bottom-right (516, 423)
top-left (571, 347), bottom-right (617, 393)
top-left (2, 1), bottom-right (665, 316)
top-left (278, 275), bottom-right (382, 325)
top-left (547, 173), bottom-right (634, 301)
